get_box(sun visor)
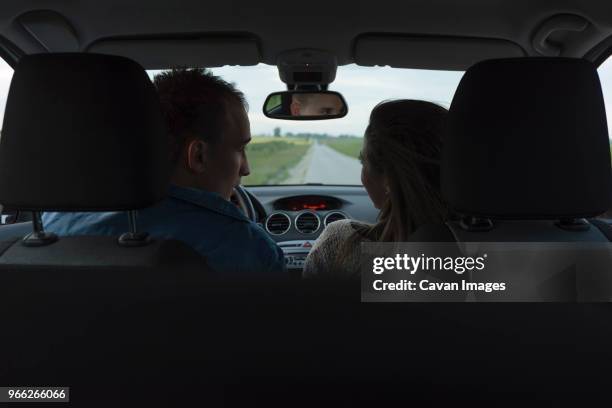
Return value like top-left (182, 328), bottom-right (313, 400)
top-left (17, 10), bottom-right (80, 53)
top-left (86, 36), bottom-right (261, 69)
top-left (353, 35), bottom-right (526, 70)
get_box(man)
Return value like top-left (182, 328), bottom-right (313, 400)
top-left (43, 68), bottom-right (285, 276)
top-left (290, 93), bottom-right (345, 116)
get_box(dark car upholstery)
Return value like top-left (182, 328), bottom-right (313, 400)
top-left (0, 53), bottom-right (209, 281)
top-left (413, 57), bottom-right (612, 242)
top-left (411, 58), bottom-right (612, 301)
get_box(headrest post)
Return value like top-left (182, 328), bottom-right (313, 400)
top-left (555, 218), bottom-right (590, 232)
top-left (32, 211), bottom-right (43, 233)
top-left (118, 210), bottom-right (152, 247)
top-left (459, 216), bottom-right (494, 232)
top-left (127, 210), bottom-right (138, 234)
top-left (21, 211), bottom-right (58, 247)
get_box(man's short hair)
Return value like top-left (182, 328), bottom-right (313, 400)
top-left (153, 67), bottom-right (248, 164)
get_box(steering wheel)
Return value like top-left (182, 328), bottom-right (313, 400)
top-left (232, 185), bottom-right (257, 222)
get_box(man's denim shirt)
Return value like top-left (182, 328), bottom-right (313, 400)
top-left (42, 185), bottom-right (286, 276)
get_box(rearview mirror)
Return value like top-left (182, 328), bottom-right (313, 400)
top-left (263, 91), bottom-right (348, 120)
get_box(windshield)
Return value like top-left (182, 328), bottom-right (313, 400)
top-left (0, 60), bottom-right (608, 186)
top-left (219, 64), bottom-right (463, 186)
top-left (150, 64), bottom-right (464, 186)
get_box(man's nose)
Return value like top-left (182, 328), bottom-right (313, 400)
top-left (240, 155), bottom-right (250, 177)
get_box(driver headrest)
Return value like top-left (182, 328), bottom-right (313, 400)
top-left (442, 57), bottom-right (612, 219)
top-left (0, 53), bottom-right (169, 211)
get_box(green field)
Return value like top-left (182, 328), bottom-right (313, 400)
top-left (242, 137), bottom-right (312, 185)
top-left (322, 137), bottom-right (363, 159)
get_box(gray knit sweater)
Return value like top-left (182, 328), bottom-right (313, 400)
top-left (303, 219), bottom-right (372, 279)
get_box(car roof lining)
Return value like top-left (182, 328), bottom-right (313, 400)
top-left (2, 1), bottom-right (612, 70)
top-left (353, 34), bottom-right (527, 71)
top-left (86, 34), bottom-right (262, 69)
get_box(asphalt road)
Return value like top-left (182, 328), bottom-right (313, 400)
top-left (284, 141), bottom-right (362, 185)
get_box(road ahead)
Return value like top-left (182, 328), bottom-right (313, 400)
top-left (284, 142), bottom-right (362, 185)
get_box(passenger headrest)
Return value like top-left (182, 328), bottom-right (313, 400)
top-left (442, 57), bottom-right (612, 219)
top-left (0, 53), bottom-right (169, 211)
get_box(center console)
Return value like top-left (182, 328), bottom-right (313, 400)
top-left (279, 240), bottom-right (316, 278)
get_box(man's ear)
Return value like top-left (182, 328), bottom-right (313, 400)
top-left (186, 138), bottom-right (208, 174)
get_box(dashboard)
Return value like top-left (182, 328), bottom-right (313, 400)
top-left (246, 185), bottom-right (379, 271)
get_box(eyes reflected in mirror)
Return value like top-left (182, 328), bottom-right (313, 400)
top-left (263, 91), bottom-right (348, 120)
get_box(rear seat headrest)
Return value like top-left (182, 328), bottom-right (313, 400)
top-left (0, 53), bottom-right (169, 211)
top-left (442, 57), bottom-right (612, 219)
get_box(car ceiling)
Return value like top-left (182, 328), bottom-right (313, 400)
top-left (1, 0), bottom-right (612, 70)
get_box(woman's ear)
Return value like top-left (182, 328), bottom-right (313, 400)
top-left (383, 175), bottom-right (391, 196)
top-left (186, 138), bottom-right (208, 174)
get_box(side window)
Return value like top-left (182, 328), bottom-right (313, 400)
top-left (597, 57), bottom-right (612, 220)
top-left (598, 57), bottom-right (612, 143)
top-left (0, 57), bottom-right (13, 137)
top-left (0, 57), bottom-right (14, 224)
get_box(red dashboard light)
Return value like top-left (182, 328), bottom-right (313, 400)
top-left (304, 203), bottom-right (327, 210)
top-left (278, 196), bottom-right (338, 212)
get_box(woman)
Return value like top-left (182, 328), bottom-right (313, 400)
top-left (303, 100), bottom-right (448, 279)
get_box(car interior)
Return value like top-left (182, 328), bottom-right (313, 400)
top-left (1, 0), bottom-right (612, 405)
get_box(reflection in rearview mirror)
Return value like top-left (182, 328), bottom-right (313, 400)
top-left (263, 91), bottom-right (348, 120)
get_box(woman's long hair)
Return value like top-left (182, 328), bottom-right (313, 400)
top-left (352, 99), bottom-right (449, 243)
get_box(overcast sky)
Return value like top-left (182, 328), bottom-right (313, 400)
top-left (204, 64), bottom-right (463, 136)
top-left (1, 58), bottom-right (612, 139)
